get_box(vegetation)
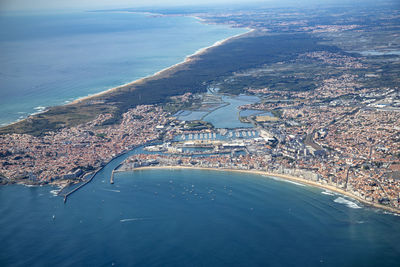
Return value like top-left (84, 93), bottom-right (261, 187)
top-left (0, 32), bottom-right (339, 136)
top-left (254, 115), bottom-right (279, 122)
top-left (96, 133), bottom-right (107, 138)
top-left (271, 109), bottom-right (283, 118)
top-left (183, 120), bottom-right (214, 130)
top-left (0, 103), bottom-right (116, 136)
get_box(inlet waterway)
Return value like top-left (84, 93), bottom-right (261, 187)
top-left (176, 94), bottom-right (261, 128)
top-left (202, 95), bottom-right (260, 128)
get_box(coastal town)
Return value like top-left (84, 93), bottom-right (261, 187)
top-left (0, 105), bottom-right (168, 185)
top-left (3, 0), bottom-right (400, 265)
top-left (1, 78), bottom-right (399, 213)
top-left (0, 6), bottom-right (400, 216)
top-left (115, 89), bottom-right (400, 212)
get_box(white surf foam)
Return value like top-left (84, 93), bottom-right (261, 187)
top-left (270, 176), bottom-right (306, 187)
top-left (49, 189), bottom-right (60, 196)
top-left (20, 184), bottom-right (37, 188)
top-left (383, 211), bottom-right (400, 217)
top-left (321, 190), bottom-right (335, 196)
top-left (30, 106), bottom-right (48, 117)
top-left (334, 197), bottom-right (362, 209)
top-left (34, 106), bottom-right (46, 111)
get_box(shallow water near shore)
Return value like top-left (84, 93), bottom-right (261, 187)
top-left (1, 167), bottom-right (400, 266)
top-left (0, 11), bottom-right (246, 125)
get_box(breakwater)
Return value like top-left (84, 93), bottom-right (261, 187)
top-left (62, 167), bottom-right (103, 203)
top-left (60, 141), bottom-right (160, 203)
top-left (110, 163), bottom-right (123, 184)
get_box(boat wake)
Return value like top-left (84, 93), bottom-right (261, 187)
top-left (120, 218), bottom-right (147, 222)
top-left (334, 197), bottom-right (362, 209)
top-left (103, 189), bottom-right (121, 193)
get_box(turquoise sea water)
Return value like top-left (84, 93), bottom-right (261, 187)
top-left (0, 12), bottom-right (246, 125)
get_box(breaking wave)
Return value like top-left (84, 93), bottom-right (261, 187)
top-left (321, 190), bottom-right (335, 196)
top-left (334, 197), bottom-right (362, 209)
top-left (270, 176), bottom-right (306, 187)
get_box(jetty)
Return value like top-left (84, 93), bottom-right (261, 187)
top-left (110, 163), bottom-right (123, 184)
top-left (62, 167), bottom-right (103, 203)
top-left (110, 170), bottom-right (115, 184)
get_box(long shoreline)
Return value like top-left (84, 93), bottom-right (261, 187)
top-left (69, 28), bottom-right (254, 105)
top-left (1, 15), bottom-right (253, 127)
top-left (119, 165), bottom-right (400, 215)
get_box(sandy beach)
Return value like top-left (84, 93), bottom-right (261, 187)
top-left (69, 28), bottom-right (254, 105)
top-left (122, 165), bottom-right (400, 215)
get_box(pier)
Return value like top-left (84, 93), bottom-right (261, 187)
top-left (110, 170), bottom-right (115, 184)
top-left (62, 167), bottom-right (103, 203)
top-left (180, 130), bottom-right (258, 142)
top-left (110, 163), bottom-right (123, 184)
top-left (62, 156), bottom-right (127, 203)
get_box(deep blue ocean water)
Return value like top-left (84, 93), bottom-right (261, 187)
top-left (0, 11), bottom-right (246, 125)
top-left (1, 165), bottom-right (400, 266)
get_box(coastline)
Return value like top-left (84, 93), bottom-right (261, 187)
top-left (0, 14), bottom-right (253, 128)
top-left (119, 165), bottom-right (400, 215)
top-left (69, 28), bottom-right (254, 106)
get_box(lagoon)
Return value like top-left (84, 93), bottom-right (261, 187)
top-left (202, 95), bottom-right (260, 128)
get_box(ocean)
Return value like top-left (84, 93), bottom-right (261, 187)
top-left (0, 11), bottom-right (246, 126)
top-left (1, 164), bottom-right (400, 266)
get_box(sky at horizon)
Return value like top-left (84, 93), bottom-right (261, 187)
top-left (0, 0), bottom-right (257, 12)
top-left (1, 0), bottom-right (395, 12)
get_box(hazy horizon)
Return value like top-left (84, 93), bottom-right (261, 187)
top-left (1, 0), bottom-right (398, 13)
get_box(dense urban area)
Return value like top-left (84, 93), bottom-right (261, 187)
top-left (0, 4), bottom-right (399, 213)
